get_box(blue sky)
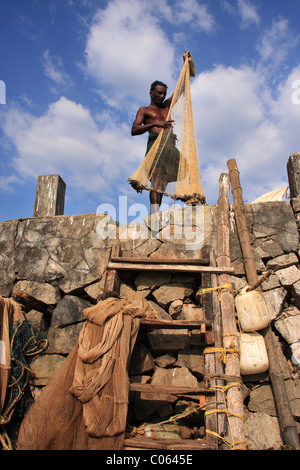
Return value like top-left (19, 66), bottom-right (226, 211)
top-left (1, 0), bottom-right (300, 223)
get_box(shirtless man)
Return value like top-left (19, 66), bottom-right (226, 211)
top-left (131, 80), bottom-right (174, 214)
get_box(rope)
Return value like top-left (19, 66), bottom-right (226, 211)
top-left (0, 428), bottom-right (13, 450)
top-left (199, 283), bottom-right (234, 302)
top-left (203, 347), bottom-right (240, 364)
top-left (204, 373), bottom-right (247, 450)
top-left (0, 319), bottom-right (48, 450)
top-left (204, 373), bottom-right (243, 384)
top-left (205, 428), bottom-right (247, 450)
top-left (126, 402), bottom-right (207, 439)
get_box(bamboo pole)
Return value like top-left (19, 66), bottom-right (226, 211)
top-left (216, 173), bottom-right (246, 449)
top-left (209, 249), bottom-right (227, 440)
top-left (227, 158), bottom-right (300, 450)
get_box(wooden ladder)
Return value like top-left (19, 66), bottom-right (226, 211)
top-left (99, 245), bottom-right (233, 451)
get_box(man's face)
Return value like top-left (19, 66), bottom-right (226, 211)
top-left (150, 85), bottom-right (167, 106)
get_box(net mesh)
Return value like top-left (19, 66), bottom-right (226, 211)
top-left (16, 292), bottom-right (159, 450)
top-left (128, 53), bottom-right (206, 205)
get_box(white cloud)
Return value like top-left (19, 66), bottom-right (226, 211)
top-left (83, 0), bottom-right (215, 111)
top-left (256, 18), bottom-right (299, 69)
top-left (85, 0), bottom-right (176, 110)
top-left (171, 0), bottom-right (215, 32)
top-left (190, 63), bottom-right (300, 204)
top-left (237, 0), bottom-right (260, 28)
top-left (1, 97), bottom-right (145, 200)
top-left (223, 0), bottom-right (259, 29)
top-left (42, 50), bottom-right (72, 92)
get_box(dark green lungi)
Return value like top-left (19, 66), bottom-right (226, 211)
top-left (146, 132), bottom-right (180, 182)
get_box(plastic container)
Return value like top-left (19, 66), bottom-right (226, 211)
top-left (235, 286), bottom-right (270, 332)
top-left (239, 332), bottom-right (269, 375)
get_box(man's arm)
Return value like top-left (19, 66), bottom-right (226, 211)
top-left (131, 107), bottom-right (153, 136)
top-left (131, 107), bottom-right (174, 136)
top-left (163, 92), bottom-right (174, 109)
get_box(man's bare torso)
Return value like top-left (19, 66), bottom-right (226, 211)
top-left (141, 104), bottom-right (169, 134)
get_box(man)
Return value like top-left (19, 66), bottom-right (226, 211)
top-left (131, 80), bottom-right (177, 214)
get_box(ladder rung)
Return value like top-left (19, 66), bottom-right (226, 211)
top-left (123, 437), bottom-right (215, 450)
top-left (111, 256), bottom-right (210, 265)
top-left (140, 318), bottom-right (211, 330)
top-left (108, 261), bottom-right (234, 274)
top-left (129, 382), bottom-right (214, 395)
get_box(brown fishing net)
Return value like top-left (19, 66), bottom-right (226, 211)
top-left (17, 292), bottom-right (158, 450)
top-left (128, 53), bottom-right (206, 205)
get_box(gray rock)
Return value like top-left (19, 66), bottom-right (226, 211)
top-left (0, 219), bottom-right (19, 296)
top-left (12, 280), bottom-right (61, 305)
top-left (275, 265), bottom-right (300, 287)
top-left (176, 348), bottom-right (205, 378)
top-left (29, 354), bottom-right (66, 386)
top-left (262, 288), bottom-right (287, 320)
top-left (245, 412), bottom-right (283, 450)
top-left (135, 271), bottom-right (172, 291)
top-left (168, 300), bottom-right (183, 317)
top-left (129, 343), bottom-right (155, 375)
top-left (248, 384), bottom-right (277, 416)
top-left (51, 295), bottom-right (92, 328)
top-left (26, 309), bottom-right (47, 333)
top-left (147, 300), bottom-right (171, 320)
top-left (274, 308), bottom-right (300, 344)
top-left (151, 366), bottom-right (199, 389)
top-left (46, 322), bottom-right (83, 354)
top-left (152, 283), bottom-right (193, 308)
top-left (250, 202), bottom-right (299, 253)
top-left (266, 252), bottom-right (299, 270)
top-left (147, 329), bottom-right (190, 352)
top-left (154, 354), bottom-right (176, 368)
top-left (177, 303), bottom-right (204, 321)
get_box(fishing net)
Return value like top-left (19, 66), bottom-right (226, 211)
top-left (0, 297), bottom-right (47, 450)
top-left (17, 292), bottom-right (159, 450)
top-left (128, 53), bottom-right (206, 205)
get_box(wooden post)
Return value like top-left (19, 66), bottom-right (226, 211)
top-left (33, 174), bottom-right (66, 217)
top-left (227, 158), bottom-right (300, 450)
top-left (209, 249), bottom-right (227, 439)
top-left (216, 173), bottom-right (245, 449)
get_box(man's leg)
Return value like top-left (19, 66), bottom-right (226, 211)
top-left (150, 190), bottom-right (162, 215)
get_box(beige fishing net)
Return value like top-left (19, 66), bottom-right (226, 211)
top-left (128, 53), bottom-right (206, 205)
top-left (17, 292), bottom-right (158, 450)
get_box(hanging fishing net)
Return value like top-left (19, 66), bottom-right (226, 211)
top-left (128, 53), bottom-right (206, 205)
top-left (0, 297), bottom-right (48, 450)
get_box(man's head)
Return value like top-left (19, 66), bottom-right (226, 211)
top-left (150, 80), bottom-right (168, 92)
top-left (150, 80), bottom-right (168, 106)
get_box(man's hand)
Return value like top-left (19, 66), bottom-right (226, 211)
top-left (155, 120), bottom-right (174, 129)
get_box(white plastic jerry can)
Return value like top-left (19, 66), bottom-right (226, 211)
top-left (239, 332), bottom-right (269, 375)
top-left (235, 286), bottom-right (270, 332)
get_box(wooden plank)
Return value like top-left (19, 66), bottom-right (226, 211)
top-left (123, 438), bottom-right (213, 450)
top-left (129, 383), bottom-right (214, 395)
top-left (201, 247), bottom-right (219, 449)
top-left (104, 245), bottom-right (121, 297)
top-left (218, 171), bottom-right (245, 449)
top-left (140, 318), bottom-right (211, 330)
top-left (209, 249), bottom-right (227, 439)
top-left (12, 290), bottom-right (54, 315)
top-left (111, 256), bottom-right (209, 265)
top-left (108, 261), bottom-right (234, 274)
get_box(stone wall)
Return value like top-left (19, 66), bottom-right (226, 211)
top-left (1, 199), bottom-right (300, 450)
